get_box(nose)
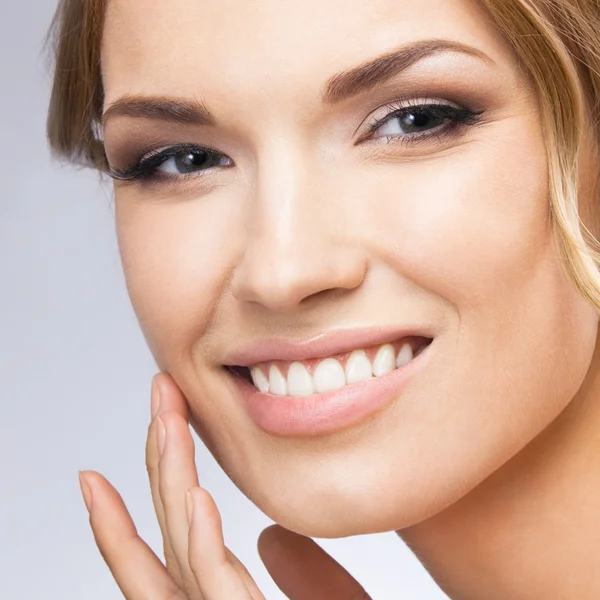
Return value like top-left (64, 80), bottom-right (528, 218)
top-left (230, 150), bottom-right (367, 312)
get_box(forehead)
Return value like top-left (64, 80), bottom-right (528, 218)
top-left (101, 0), bottom-right (511, 107)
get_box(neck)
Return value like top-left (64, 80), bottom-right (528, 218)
top-left (398, 325), bottom-right (600, 599)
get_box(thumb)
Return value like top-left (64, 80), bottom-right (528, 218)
top-left (258, 525), bottom-right (371, 600)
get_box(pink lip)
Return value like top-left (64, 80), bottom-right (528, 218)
top-left (230, 337), bottom-right (435, 437)
top-left (224, 325), bottom-right (436, 366)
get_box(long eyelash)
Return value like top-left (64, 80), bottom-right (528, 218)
top-left (109, 143), bottom-right (224, 184)
top-left (364, 99), bottom-right (485, 145)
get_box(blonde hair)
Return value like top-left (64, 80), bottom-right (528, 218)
top-left (46, 0), bottom-right (600, 309)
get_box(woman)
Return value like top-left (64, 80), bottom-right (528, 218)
top-left (46, 0), bottom-right (600, 597)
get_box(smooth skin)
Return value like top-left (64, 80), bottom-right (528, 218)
top-left (82, 0), bottom-right (600, 597)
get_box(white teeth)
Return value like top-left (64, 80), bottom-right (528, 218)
top-left (372, 343), bottom-right (396, 377)
top-left (287, 362), bottom-right (314, 396)
top-left (396, 342), bottom-right (413, 367)
top-left (269, 365), bottom-right (287, 396)
top-left (248, 340), bottom-right (423, 395)
top-left (313, 358), bottom-right (346, 393)
top-left (345, 350), bottom-right (373, 384)
top-left (251, 367), bottom-right (270, 393)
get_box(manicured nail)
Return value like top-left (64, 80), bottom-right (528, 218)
top-left (185, 489), bottom-right (194, 527)
top-left (79, 471), bottom-right (93, 513)
top-left (157, 416), bottom-right (166, 457)
top-left (151, 377), bottom-right (161, 419)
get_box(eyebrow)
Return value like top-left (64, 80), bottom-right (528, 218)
top-left (321, 39), bottom-right (492, 104)
top-left (101, 39), bottom-right (491, 125)
top-left (102, 96), bottom-right (216, 126)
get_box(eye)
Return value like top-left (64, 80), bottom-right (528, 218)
top-left (363, 100), bottom-right (483, 144)
top-left (374, 108), bottom-right (446, 137)
top-left (109, 143), bottom-right (234, 183)
top-left (157, 149), bottom-right (232, 175)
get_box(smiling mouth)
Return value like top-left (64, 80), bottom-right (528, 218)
top-left (227, 336), bottom-right (433, 397)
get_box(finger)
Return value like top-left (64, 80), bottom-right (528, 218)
top-left (153, 373), bottom-right (189, 419)
top-left (146, 414), bottom-right (182, 584)
top-left (225, 548), bottom-right (267, 599)
top-left (258, 525), bottom-right (372, 600)
top-left (158, 410), bottom-right (202, 596)
top-left (147, 373), bottom-right (191, 585)
top-left (187, 487), bottom-right (261, 599)
top-left (79, 470), bottom-right (186, 600)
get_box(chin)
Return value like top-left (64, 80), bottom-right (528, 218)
top-left (237, 467), bottom-right (468, 539)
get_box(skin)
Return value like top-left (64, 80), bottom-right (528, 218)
top-left (79, 0), bottom-right (600, 597)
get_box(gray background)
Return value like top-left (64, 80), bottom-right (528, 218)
top-left (0, 2), bottom-right (448, 598)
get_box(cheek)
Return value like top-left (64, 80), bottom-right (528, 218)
top-left (352, 118), bottom-right (578, 365)
top-left (355, 124), bottom-right (598, 501)
top-left (114, 190), bottom-right (243, 368)
top-left (367, 132), bottom-right (552, 306)
top-left (363, 121), bottom-right (595, 415)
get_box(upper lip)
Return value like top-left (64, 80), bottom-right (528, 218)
top-left (223, 325), bottom-right (435, 366)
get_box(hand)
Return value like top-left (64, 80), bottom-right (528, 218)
top-left (78, 373), bottom-right (372, 599)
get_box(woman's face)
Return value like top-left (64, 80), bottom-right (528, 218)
top-left (101, 0), bottom-right (598, 536)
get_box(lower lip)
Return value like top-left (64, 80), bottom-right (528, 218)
top-left (231, 340), bottom-right (434, 437)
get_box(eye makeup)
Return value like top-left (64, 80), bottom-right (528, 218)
top-left (360, 97), bottom-right (484, 145)
top-left (108, 101), bottom-right (485, 190)
top-left (109, 143), bottom-right (233, 183)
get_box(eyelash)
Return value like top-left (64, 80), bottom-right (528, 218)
top-left (109, 100), bottom-right (484, 185)
top-left (362, 98), bottom-right (484, 144)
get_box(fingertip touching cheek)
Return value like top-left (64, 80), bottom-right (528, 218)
top-left (101, 0), bottom-right (599, 537)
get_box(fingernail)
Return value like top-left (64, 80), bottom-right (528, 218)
top-left (185, 489), bottom-right (194, 527)
top-left (157, 416), bottom-right (166, 457)
top-left (79, 471), bottom-right (93, 514)
top-left (151, 377), bottom-right (161, 419)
